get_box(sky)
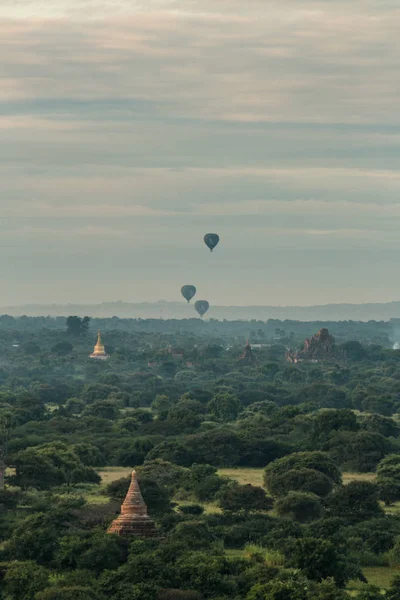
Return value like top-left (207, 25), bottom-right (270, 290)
top-left (1, 0), bottom-right (400, 307)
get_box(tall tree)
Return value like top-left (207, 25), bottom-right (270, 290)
top-left (66, 316), bottom-right (90, 336)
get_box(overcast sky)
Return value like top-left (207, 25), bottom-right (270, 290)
top-left (1, 0), bottom-right (400, 307)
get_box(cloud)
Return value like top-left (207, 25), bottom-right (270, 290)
top-left (0, 1), bottom-right (400, 305)
top-left (1, 3), bottom-right (400, 124)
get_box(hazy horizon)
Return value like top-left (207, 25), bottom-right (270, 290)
top-left (2, 1), bottom-right (400, 307)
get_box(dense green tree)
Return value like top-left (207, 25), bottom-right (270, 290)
top-left (311, 409), bottom-right (358, 438)
top-left (325, 481), bottom-right (383, 522)
top-left (11, 443), bottom-right (100, 490)
top-left (208, 392), bottom-right (241, 422)
top-left (275, 492), bottom-right (323, 522)
top-left (83, 401), bottom-right (120, 420)
top-left (158, 590), bottom-right (203, 600)
top-left (55, 531), bottom-right (125, 573)
top-left (136, 460), bottom-right (186, 492)
top-left (386, 575), bottom-right (400, 600)
top-left (266, 468), bottom-right (333, 498)
top-left (35, 587), bottom-right (102, 600)
top-left (326, 431), bottom-right (390, 472)
top-left (309, 579), bottom-right (350, 600)
top-left (174, 551), bottom-right (236, 597)
top-left (378, 477), bottom-right (400, 506)
top-left (167, 401), bottom-right (203, 432)
top-left (246, 577), bottom-right (309, 600)
top-left (11, 449), bottom-right (64, 490)
top-left (361, 414), bottom-right (399, 437)
top-left (81, 384), bottom-right (119, 405)
top-left (264, 452), bottom-right (341, 490)
top-left (342, 340), bottom-right (366, 361)
top-left (66, 316), bottom-right (90, 336)
top-left (3, 561), bottom-right (49, 600)
top-left (285, 537), bottom-right (363, 587)
top-left (65, 397), bottom-right (85, 415)
top-left (377, 454), bottom-right (400, 481)
top-left (72, 443), bottom-right (104, 467)
top-left (218, 483), bottom-right (273, 512)
top-left (51, 341), bottom-right (74, 356)
top-left (6, 511), bottom-right (70, 564)
top-left (147, 440), bottom-right (193, 467)
top-left (193, 474), bottom-right (226, 501)
top-left (355, 586), bottom-right (383, 600)
top-left (20, 341), bottom-right (42, 355)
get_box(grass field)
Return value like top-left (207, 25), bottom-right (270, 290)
top-left (349, 566), bottom-right (399, 590)
top-left (342, 472), bottom-right (376, 484)
top-left (218, 467), bottom-right (264, 486)
top-left (98, 467), bottom-right (132, 484)
top-left (70, 467), bottom-right (133, 505)
top-left (219, 467), bottom-right (376, 487)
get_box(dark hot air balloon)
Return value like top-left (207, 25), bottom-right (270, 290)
top-left (195, 300), bottom-right (209, 317)
top-left (181, 285), bottom-right (196, 303)
top-left (204, 233), bottom-right (219, 252)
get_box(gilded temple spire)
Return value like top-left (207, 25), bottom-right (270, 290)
top-left (89, 330), bottom-right (108, 360)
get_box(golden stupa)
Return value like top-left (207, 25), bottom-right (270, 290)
top-left (89, 331), bottom-right (108, 360)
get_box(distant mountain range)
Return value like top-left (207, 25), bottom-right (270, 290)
top-left (2, 301), bottom-right (400, 322)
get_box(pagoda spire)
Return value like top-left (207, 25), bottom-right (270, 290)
top-left (120, 470), bottom-right (148, 517)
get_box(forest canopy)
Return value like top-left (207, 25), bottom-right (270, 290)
top-left (1, 316), bottom-right (400, 599)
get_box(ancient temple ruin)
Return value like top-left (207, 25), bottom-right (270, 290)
top-left (107, 470), bottom-right (157, 537)
top-left (238, 340), bottom-right (256, 364)
top-left (286, 328), bottom-right (335, 364)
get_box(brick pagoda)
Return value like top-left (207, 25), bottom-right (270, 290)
top-left (107, 470), bottom-right (157, 537)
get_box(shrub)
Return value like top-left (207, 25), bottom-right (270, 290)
top-left (266, 468), bottom-right (333, 498)
top-left (158, 590), bottom-right (203, 600)
top-left (218, 484), bottom-right (273, 512)
top-left (178, 505), bottom-right (204, 516)
top-left (275, 492), bottom-right (323, 523)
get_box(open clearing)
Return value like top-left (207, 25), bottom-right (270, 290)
top-left (98, 467), bottom-right (132, 484)
top-left (342, 472), bottom-right (376, 484)
top-left (349, 566), bottom-right (399, 591)
top-left (218, 467), bottom-right (376, 487)
top-left (218, 468), bottom-right (264, 486)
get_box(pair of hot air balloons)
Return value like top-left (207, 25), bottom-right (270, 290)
top-left (181, 285), bottom-right (209, 318)
top-left (180, 233), bottom-right (220, 317)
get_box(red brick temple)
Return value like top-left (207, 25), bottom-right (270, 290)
top-left (107, 470), bottom-right (157, 537)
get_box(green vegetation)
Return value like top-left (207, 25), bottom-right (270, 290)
top-left (1, 316), bottom-right (400, 598)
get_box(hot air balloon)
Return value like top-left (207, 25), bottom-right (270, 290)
top-left (181, 285), bottom-right (196, 303)
top-left (195, 300), bottom-right (209, 317)
top-left (204, 233), bottom-right (219, 252)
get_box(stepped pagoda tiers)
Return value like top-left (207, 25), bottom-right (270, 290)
top-left (89, 331), bottom-right (108, 360)
top-left (108, 470), bottom-right (157, 537)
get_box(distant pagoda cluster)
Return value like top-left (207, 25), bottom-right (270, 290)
top-left (286, 328), bottom-right (335, 364)
top-left (108, 470), bottom-right (157, 537)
